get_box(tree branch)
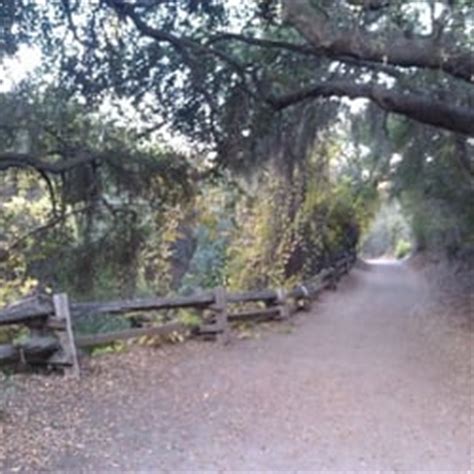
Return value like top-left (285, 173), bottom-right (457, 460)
top-left (282, 0), bottom-right (474, 84)
top-left (269, 80), bottom-right (474, 136)
top-left (207, 32), bottom-right (316, 57)
top-left (0, 152), bottom-right (100, 174)
top-left (8, 204), bottom-right (96, 251)
top-left (108, 2), bottom-right (262, 101)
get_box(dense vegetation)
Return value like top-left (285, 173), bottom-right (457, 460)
top-left (0, 0), bottom-right (472, 307)
top-left (0, 89), bottom-right (370, 303)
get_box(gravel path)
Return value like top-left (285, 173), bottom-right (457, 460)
top-left (2, 261), bottom-right (472, 471)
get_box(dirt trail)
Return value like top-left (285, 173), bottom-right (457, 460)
top-left (3, 261), bottom-right (473, 471)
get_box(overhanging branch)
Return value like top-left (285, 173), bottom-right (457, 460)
top-left (282, 0), bottom-right (474, 84)
top-left (269, 81), bottom-right (474, 136)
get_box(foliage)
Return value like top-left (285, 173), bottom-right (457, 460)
top-left (0, 86), bottom-right (195, 304)
top-left (226, 171), bottom-right (297, 290)
top-left (225, 132), bottom-right (366, 291)
top-left (177, 309), bottom-right (201, 328)
top-left (0, 170), bottom-right (49, 304)
top-left (350, 97), bottom-right (474, 257)
top-left (0, 80), bottom-right (373, 307)
top-left (360, 198), bottom-right (413, 258)
top-left (390, 121), bottom-right (474, 255)
top-left (90, 342), bottom-right (127, 357)
top-left (74, 313), bottom-right (131, 337)
top-left (394, 239), bottom-right (412, 260)
top-left (179, 187), bottom-right (234, 292)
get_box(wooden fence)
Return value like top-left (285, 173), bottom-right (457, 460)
top-left (0, 251), bottom-right (356, 376)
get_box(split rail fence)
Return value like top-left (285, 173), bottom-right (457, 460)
top-left (0, 251), bottom-right (356, 376)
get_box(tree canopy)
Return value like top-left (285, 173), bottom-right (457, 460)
top-left (2, 1), bottom-right (474, 166)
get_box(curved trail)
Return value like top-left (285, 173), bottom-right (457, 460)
top-left (5, 261), bottom-right (473, 471)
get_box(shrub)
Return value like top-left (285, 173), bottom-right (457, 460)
top-left (395, 239), bottom-right (412, 259)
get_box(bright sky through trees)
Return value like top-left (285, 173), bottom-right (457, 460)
top-left (0, 44), bottom-right (42, 92)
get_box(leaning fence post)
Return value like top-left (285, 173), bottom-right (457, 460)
top-left (50, 293), bottom-right (80, 378)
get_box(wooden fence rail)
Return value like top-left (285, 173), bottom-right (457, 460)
top-left (0, 251), bottom-right (356, 374)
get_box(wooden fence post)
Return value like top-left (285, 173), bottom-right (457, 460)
top-left (197, 287), bottom-right (230, 344)
top-left (50, 293), bottom-right (80, 378)
top-left (275, 289), bottom-right (290, 320)
top-left (296, 285), bottom-right (312, 311)
top-left (214, 286), bottom-right (230, 345)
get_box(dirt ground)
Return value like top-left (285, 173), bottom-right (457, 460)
top-left (1, 260), bottom-right (472, 471)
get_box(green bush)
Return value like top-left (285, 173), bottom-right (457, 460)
top-left (395, 239), bottom-right (412, 259)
